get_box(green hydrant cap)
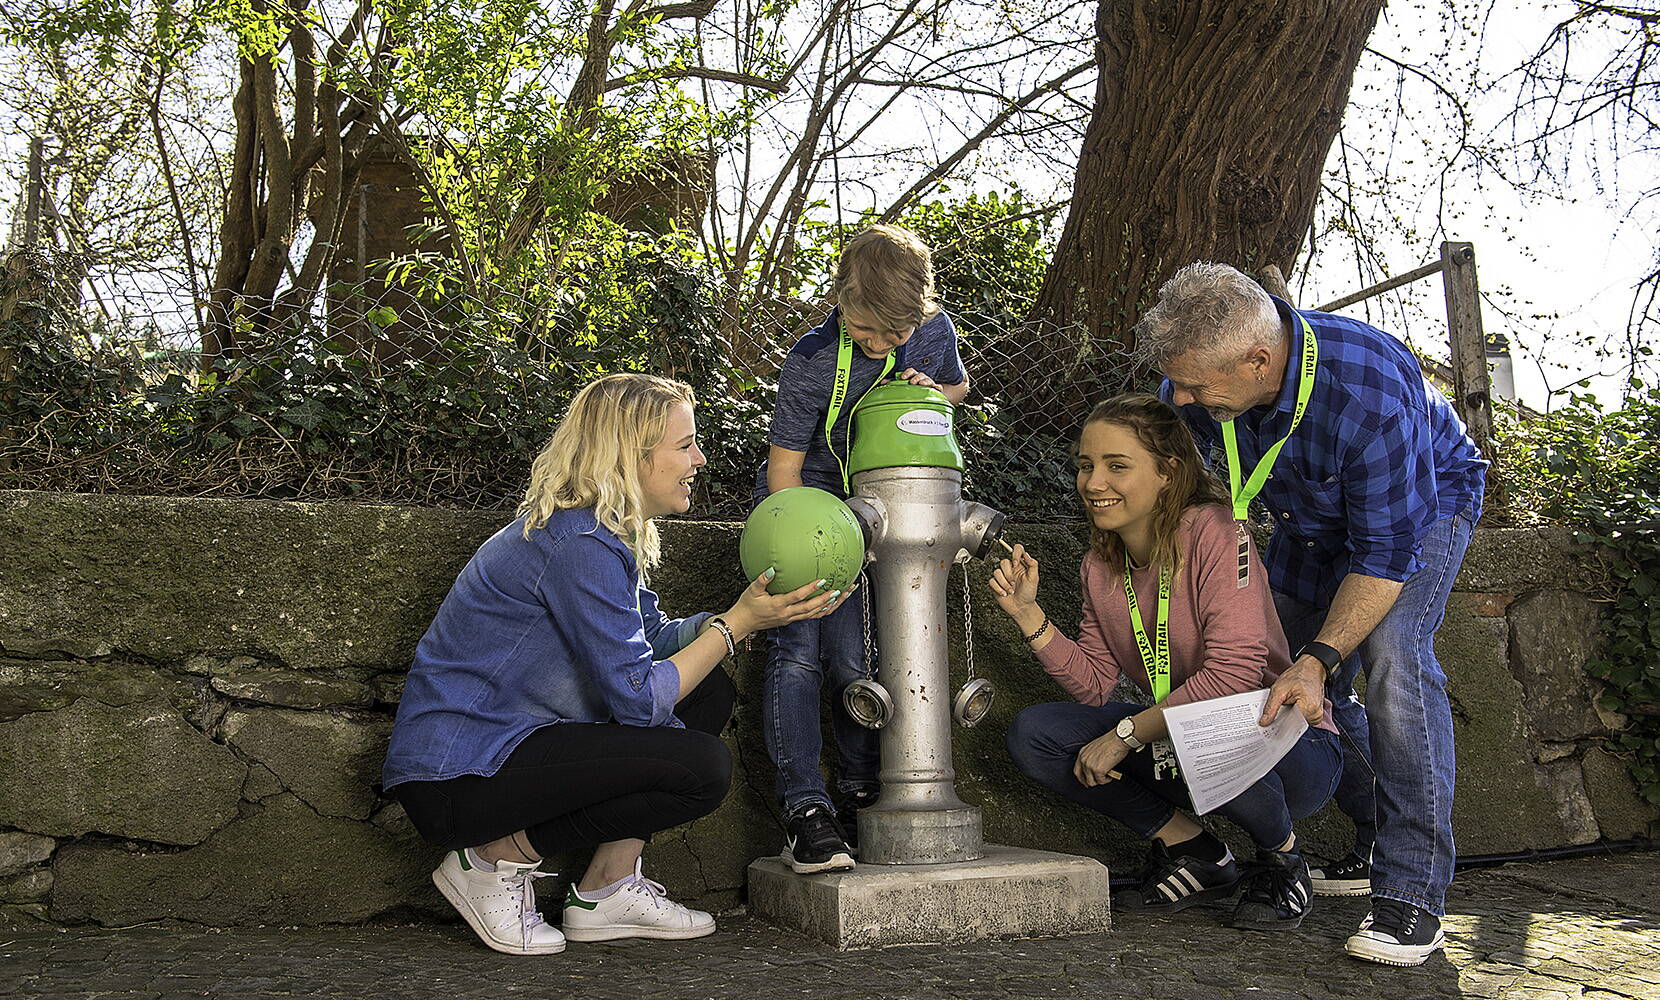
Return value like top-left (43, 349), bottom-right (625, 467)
top-left (847, 381), bottom-right (964, 477)
top-left (740, 487), bottom-right (866, 595)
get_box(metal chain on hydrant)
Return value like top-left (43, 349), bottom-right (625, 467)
top-left (860, 569), bottom-right (876, 681)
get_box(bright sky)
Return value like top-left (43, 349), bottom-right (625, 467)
top-left (1293, 0), bottom-right (1658, 412)
top-left (3, 0), bottom-right (1651, 417)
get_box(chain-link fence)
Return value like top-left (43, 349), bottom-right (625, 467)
top-left (0, 240), bottom-right (1144, 522)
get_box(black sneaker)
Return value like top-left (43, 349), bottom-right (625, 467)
top-left (1310, 852), bottom-right (1371, 896)
top-left (1345, 898), bottom-right (1446, 966)
top-left (1115, 840), bottom-right (1241, 913)
top-left (1229, 846), bottom-right (1314, 930)
top-left (836, 789), bottom-right (880, 854)
top-left (783, 804), bottom-right (855, 874)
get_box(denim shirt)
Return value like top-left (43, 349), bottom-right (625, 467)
top-left (381, 507), bottom-right (710, 789)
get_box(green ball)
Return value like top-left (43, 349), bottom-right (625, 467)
top-left (740, 487), bottom-right (867, 595)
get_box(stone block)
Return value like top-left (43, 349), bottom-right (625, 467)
top-left (1507, 590), bottom-right (1607, 741)
top-left (0, 902), bottom-right (48, 925)
top-left (49, 794), bottom-right (441, 925)
top-left (241, 763), bottom-right (285, 802)
top-left (1438, 614), bottom-right (1572, 853)
top-left (1534, 759), bottom-right (1600, 845)
top-left (0, 831), bottom-right (56, 876)
top-left (1581, 746), bottom-right (1660, 840)
top-left (1456, 527), bottom-right (1606, 593)
top-left (371, 672), bottom-right (405, 704)
top-left (0, 699), bottom-right (244, 845)
top-left (747, 845), bottom-right (1111, 950)
top-left (221, 708), bottom-right (390, 820)
top-left (0, 868), bottom-right (52, 903)
top-left (210, 669), bottom-right (374, 710)
top-left (370, 801), bottom-right (419, 840)
top-left (0, 491), bottom-right (505, 670)
top-left (1463, 593), bottom-right (1515, 617)
top-left (0, 657), bottom-right (197, 720)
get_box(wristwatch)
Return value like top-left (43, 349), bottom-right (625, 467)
top-left (1297, 640), bottom-right (1345, 680)
top-left (1114, 716), bottom-right (1146, 751)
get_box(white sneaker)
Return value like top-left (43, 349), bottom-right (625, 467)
top-left (432, 849), bottom-right (566, 955)
top-left (561, 859), bottom-right (717, 942)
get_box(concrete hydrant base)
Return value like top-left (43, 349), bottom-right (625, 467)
top-left (746, 844), bottom-right (1112, 950)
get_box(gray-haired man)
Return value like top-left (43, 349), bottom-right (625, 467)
top-left (1145, 262), bottom-right (1486, 966)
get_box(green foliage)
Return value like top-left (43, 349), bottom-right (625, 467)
top-left (369, 0), bottom-right (728, 337)
top-left (2, 238), bottom-right (773, 515)
top-left (904, 190), bottom-right (1085, 520)
top-left (1501, 390), bottom-right (1660, 805)
top-left (3, 191), bottom-right (1086, 522)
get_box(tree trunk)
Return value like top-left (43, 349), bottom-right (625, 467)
top-left (1017, 0), bottom-right (1385, 428)
top-left (203, 59), bottom-right (261, 363)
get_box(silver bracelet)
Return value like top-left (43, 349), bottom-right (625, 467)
top-left (707, 617), bottom-right (737, 659)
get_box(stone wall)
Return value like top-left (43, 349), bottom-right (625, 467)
top-left (0, 490), bottom-right (1653, 926)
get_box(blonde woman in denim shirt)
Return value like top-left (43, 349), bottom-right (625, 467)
top-left (384, 374), bottom-right (840, 956)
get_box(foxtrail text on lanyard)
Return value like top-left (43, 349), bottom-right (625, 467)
top-left (1123, 563), bottom-right (1179, 780)
top-left (824, 319), bottom-right (896, 494)
top-left (1220, 314), bottom-right (1319, 522)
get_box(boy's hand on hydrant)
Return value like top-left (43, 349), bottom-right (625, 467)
top-left (894, 368), bottom-right (939, 390)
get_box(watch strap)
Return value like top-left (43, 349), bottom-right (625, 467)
top-left (1115, 716), bottom-right (1145, 750)
top-left (1298, 640), bottom-right (1344, 679)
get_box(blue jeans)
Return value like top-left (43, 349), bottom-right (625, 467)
top-left (1006, 701), bottom-right (1342, 850)
top-left (762, 593), bottom-right (880, 815)
top-left (1273, 507), bottom-right (1475, 916)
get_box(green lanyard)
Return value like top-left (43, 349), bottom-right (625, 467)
top-left (1123, 564), bottom-right (1171, 703)
top-left (1220, 315), bottom-right (1319, 521)
top-left (824, 319), bottom-right (895, 493)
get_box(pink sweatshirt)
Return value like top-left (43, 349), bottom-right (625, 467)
top-left (1033, 503), bottom-right (1336, 732)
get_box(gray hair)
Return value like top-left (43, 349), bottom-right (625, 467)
top-left (1134, 262), bottom-right (1280, 369)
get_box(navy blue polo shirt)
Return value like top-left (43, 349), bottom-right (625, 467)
top-left (755, 308), bottom-right (966, 502)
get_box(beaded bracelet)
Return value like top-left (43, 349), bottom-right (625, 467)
top-left (1024, 616), bottom-right (1051, 644)
top-left (707, 617), bottom-right (738, 659)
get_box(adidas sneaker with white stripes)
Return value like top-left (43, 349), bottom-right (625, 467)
top-left (1117, 840), bottom-right (1241, 912)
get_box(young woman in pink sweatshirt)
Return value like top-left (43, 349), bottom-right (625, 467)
top-left (994, 394), bottom-right (1341, 931)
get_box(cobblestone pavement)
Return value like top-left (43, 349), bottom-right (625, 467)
top-left (3, 852), bottom-right (1657, 1000)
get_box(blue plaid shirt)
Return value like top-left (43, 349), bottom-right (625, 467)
top-left (1161, 295), bottom-right (1487, 605)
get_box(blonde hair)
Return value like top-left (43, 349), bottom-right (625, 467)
top-left (519, 373), bottom-right (696, 572)
top-left (833, 224), bottom-right (942, 333)
top-left (1080, 394), bottom-right (1231, 574)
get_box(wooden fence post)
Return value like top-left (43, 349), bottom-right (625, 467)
top-left (1441, 241), bottom-right (1495, 461)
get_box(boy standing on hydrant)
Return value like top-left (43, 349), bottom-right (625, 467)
top-left (753, 224), bottom-right (971, 873)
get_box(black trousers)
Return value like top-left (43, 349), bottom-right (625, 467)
top-left (395, 668), bottom-right (735, 857)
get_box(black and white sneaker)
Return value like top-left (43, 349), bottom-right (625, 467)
top-left (1116, 840), bottom-right (1240, 913)
top-left (1345, 898), bottom-right (1446, 966)
top-left (1229, 846), bottom-right (1314, 930)
top-left (782, 804), bottom-right (856, 874)
top-left (836, 789), bottom-right (880, 854)
top-left (1310, 852), bottom-right (1372, 896)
